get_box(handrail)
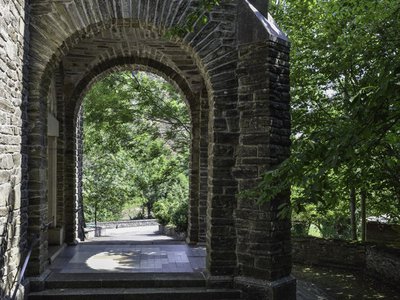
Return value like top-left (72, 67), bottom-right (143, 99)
top-left (10, 233), bottom-right (39, 300)
top-left (8, 220), bottom-right (55, 299)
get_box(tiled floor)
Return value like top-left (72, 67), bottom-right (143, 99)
top-left (49, 226), bottom-right (206, 274)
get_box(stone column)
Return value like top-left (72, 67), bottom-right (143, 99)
top-left (234, 1), bottom-right (296, 299)
top-left (26, 94), bottom-right (48, 275)
top-left (55, 70), bottom-right (66, 240)
top-left (47, 131), bottom-right (57, 225)
top-left (63, 112), bottom-right (76, 244)
top-left (198, 91), bottom-right (209, 243)
top-left (76, 107), bottom-right (85, 241)
top-left (187, 109), bottom-right (200, 244)
top-left (206, 61), bottom-right (239, 286)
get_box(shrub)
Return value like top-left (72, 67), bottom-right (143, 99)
top-left (153, 201), bottom-right (171, 226)
top-left (171, 200), bottom-right (188, 232)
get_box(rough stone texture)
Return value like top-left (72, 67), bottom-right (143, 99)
top-left (235, 40), bottom-right (291, 281)
top-left (0, 0), bottom-right (29, 298)
top-left (366, 245), bottom-right (400, 288)
top-left (292, 237), bottom-right (366, 271)
top-left (76, 107), bottom-right (84, 241)
top-left (232, 1), bottom-right (293, 299)
top-left (0, 0), bottom-right (298, 299)
top-left (366, 222), bottom-right (400, 245)
top-left (92, 219), bottom-right (159, 229)
top-left (293, 237), bottom-right (400, 288)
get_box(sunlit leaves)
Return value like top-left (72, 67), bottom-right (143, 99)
top-left (82, 72), bottom-right (190, 222)
top-left (258, 0), bottom-right (400, 227)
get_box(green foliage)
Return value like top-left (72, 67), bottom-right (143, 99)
top-left (153, 174), bottom-right (189, 232)
top-left (83, 72), bottom-right (190, 223)
top-left (83, 152), bottom-right (135, 222)
top-left (153, 201), bottom-right (171, 226)
top-left (256, 0), bottom-right (400, 237)
top-left (168, 0), bottom-right (221, 37)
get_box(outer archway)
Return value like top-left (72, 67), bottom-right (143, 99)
top-left (25, 0), bottom-right (294, 298)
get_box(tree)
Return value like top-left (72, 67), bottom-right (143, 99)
top-left (82, 72), bottom-right (190, 223)
top-left (255, 0), bottom-right (400, 237)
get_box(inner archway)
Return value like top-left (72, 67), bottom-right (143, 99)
top-left (77, 70), bottom-right (196, 245)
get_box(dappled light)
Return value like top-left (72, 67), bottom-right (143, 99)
top-left (85, 250), bottom-right (142, 272)
top-left (294, 265), bottom-right (398, 299)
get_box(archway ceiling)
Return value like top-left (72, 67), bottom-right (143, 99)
top-left (28, 0), bottom-right (234, 100)
top-left (61, 27), bottom-right (205, 96)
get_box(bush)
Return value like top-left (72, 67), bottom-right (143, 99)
top-left (153, 201), bottom-right (171, 226)
top-left (153, 174), bottom-right (189, 232)
top-left (153, 199), bottom-right (188, 232)
top-left (171, 200), bottom-right (188, 232)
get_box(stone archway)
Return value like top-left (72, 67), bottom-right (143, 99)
top-left (23, 0), bottom-right (294, 298)
top-left (70, 60), bottom-right (208, 246)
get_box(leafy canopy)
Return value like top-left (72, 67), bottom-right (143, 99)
top-left (82, 71), bottom-right (190, 222)
top-left (258, 0), bottom-right (400, 225)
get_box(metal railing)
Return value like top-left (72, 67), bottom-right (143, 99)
top-left (9, 221), bottom-right (52, 300)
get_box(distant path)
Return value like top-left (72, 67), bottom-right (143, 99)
top-left (84, 225), bottom-right (176, 244)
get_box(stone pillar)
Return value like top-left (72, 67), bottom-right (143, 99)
top-left (198, 91), bottom-right (209, 243)
top-left (47, 134), bottom-right (57, 224)
top-left (206, 66), bottom-right (239, 286)
top-left (76, 107), bottom-right (85, 241)
top-left (55, 69), bottom-right (66, 240)
top-left (27, 93), bottom-right (48, 275)
top-left (47, 75), bottom-right (65, 246)
top-left (187, 109), bottom-right (200, 244)
top-left (234, 1), bottom-right (295, 299)
top-left (64, 114), bottom-right (76, 244)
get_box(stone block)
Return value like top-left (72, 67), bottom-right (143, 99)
top-left (48, 226), bottom-right (64, 246)
top-left (235, 275), bottom-right (296, 300)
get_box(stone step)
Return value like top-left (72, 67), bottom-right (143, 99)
top-left (44, 272), bottom-right (206, 289)
top-left (28, 287), bottom-right (242, 300)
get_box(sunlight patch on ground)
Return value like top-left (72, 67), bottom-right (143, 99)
top-left (86, 251), bottom-right (140, 271)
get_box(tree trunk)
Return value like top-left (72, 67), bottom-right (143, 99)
top-left (94, 201), bottom-right (98, 228)
top-left (146, 203), bottom-right (151, 219)
top-left (350, 187), bottom-right (357, 240)
top-left (361, 190), bottom-right (367, 242)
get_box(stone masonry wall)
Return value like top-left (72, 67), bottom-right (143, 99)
top-left (0, 0), bottom-right (29, 298)
top-left (234, 40), bottom-right (293, 300)
top-left (292, 237), bottom-right (366, 270)
top-left (27, 0), bottom-right (239, 275)
top-left (233, 2), bottom-right (294, 298)
top-left (22, 2), bottom-right (296, 299)
top-left (293, 237), bottom-right (400, 288)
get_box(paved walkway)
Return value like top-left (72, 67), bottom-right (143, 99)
top-left (84, 225), bottom-right (176, 243)
top-left (50, 226), bottom-right (205, 274)
top-left (47, 225), bottom-right (399, 299)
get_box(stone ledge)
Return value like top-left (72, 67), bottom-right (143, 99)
top-left (158, 224), bottom-right (186, 241)
top-left (292, 236), bottom-right (400, 288)
top-left (87, 219), bottom-right (159, 229)
top-left (235, 275), bottom-right (296, 300)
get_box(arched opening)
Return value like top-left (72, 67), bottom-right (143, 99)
top-left (67, 59), bottom-right (209, 247)
top-left (76, 70), bottom-right (193, 243)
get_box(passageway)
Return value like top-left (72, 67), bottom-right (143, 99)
top-left (50, 225), bottom-right (205, 274)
